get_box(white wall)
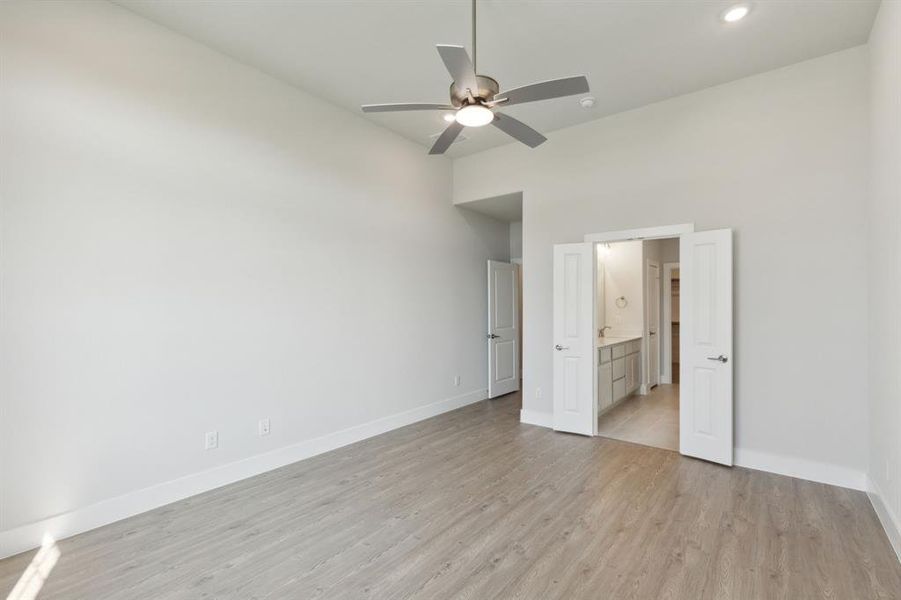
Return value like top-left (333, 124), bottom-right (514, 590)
top-left (509, 221), bottom-right (523, 260)
top-left (867, 0), bottom-right (901, 558)
top-left (658, 238), bottom-right (679, 264)
top-left (600, 241), bottom-right (643, 337)
top-left (0, 0), bottom-right (509, 556)
top-left (454, 47), bottom-right (870, 487)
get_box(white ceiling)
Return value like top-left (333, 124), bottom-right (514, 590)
top-left (116, 0), bottom-right (879, 158)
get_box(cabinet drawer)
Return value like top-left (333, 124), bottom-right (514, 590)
top-left (628, 340), bottom-right (641, 354)
top-left (612, 344), bottom-right (626, 359)
top-left (599, 347), bottom-right (612, 364)
top-left (613, 378), bottom-right (626, 402)
top-left (612, 357), bottom-right (625, 380)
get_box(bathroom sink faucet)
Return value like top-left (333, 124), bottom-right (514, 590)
top-left (599, 326), bottom-right (612, 338)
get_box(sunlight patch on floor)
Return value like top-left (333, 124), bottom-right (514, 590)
top-left (6, 534), bottom-right (60, 600)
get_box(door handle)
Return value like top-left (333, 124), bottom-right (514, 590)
top-left (707, 355), bottom-right (728, 363)
top-left (487, 333), bottom-right (500, 339)
top-left (555, 344), bottom-right (570, 351)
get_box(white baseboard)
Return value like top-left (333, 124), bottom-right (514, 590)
top-left (520, 409), bottom-right (553, 428)
top-left (660, 375), bottom-right (672, 384)
top-left (734, 448), bottom-right (867, 491)
top-left (515, 415), bottom-right (868, 493)
top-left (868, 477), bottom-right (901, 563)
top-left (0, 388), bottom-right (488, 560)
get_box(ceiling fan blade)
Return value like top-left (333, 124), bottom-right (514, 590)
top-left (492, 112), bottom-right (547, 148)
top-left (436, 45), bottom-right (478, 93)
top-left (429, 121), bottom-right (465, 155)
top-left (497, 75), bottom-right (590, 107)
top-left (362, 103), bottom-right (455, 113)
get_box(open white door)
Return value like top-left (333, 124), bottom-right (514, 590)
top-left (552, 243), bottom-right (596, 436)
top-left (487, 260), bottom-right (519, 398)
top-left (680, 229), bottom-right (733, 465)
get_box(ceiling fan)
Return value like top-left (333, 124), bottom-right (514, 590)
top-left (361, 0), bottom-right (590, 155)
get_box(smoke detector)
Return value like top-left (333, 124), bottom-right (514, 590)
top-left (580, 96), bottom-right (596, 109)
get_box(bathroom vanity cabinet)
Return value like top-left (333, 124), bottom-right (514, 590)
top-left (598, 337), bottom-right (642, 413)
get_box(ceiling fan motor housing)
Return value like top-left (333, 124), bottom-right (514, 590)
top-left (450, 75), bottom-right (499, 107)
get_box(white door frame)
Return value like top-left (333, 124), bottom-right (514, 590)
top-left (645, 259), bottom-right (661, 391)
top-left (512, 258), bottom-right (523, 382)
top-left (661, 261), bottom-right (680, 384)
top-left (587, 225), bottom-right (693, 400)
top-left (584, 223), bottom-right (695, 243)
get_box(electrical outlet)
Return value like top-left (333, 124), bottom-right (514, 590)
top-left (535, 387), bottom-right (543, 399)
top-left (204, 431), bottom-right (218, 450)
top-left (259, 418), bottom-right (271, 436)
top-left (454, 375), bottom-right (461, 387)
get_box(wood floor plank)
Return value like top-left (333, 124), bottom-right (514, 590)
top-left (1, 392), bottom-right (899, 599)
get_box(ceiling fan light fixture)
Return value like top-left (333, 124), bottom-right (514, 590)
top-left (455, 104), bottom-right (494, 127)
top-left (721, 4), bottom-right (750, 23)
top-left (360, 0), bottom-right (589, 153)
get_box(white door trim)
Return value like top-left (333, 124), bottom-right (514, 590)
top-left (584, 223), bottom-right (694, 243)
top-left (645, 259), bottom-right (661, 390)
top-left (511, 259), bottom-right (523, 380)
top-left (661, 262), bottom-right (680, 384)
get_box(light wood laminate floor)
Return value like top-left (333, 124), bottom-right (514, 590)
top-left (598, 384), bottom-right (680, 451)
top-left (2, 392), bottom-right (900, 599)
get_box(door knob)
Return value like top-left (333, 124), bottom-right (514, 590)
top-left (487, 333), bottom-right (500, 339)
top-left (707, 355), bottom-right (728, 363)
top-left (555, 344), bottom-right (570, 351)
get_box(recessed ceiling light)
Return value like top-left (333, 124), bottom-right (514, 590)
top-left (443, 113), bottom-right (456, 123)
top-left (722, 4), bottom-right (750, 23)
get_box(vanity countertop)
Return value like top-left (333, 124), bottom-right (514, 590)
top-left (596, 335), bottom-right (642, 348)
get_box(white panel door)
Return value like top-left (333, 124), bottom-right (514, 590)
top-left (647, 261), bottom-right (660, 389)
top-left (679, 230), bottom-right (733, 466)
top-left (553, 243), bottom-right (596, 436)
top-left (487, 260), bottom-right (519, 398)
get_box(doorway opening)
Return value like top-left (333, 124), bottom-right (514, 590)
top-left (453, 192), bottom-right (523, 400)
top-left (551, 224), bottom-right (734, 466)
top-left (594, 239), bottom-right (680, 452)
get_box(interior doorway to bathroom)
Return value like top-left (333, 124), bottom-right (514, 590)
top-left (594, 238), bottom-right (680, 452)
top-left (552, 224), bottom-right (734, 466)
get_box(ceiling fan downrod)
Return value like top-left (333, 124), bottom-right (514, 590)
top-left (472, 0), bottom-right (477, 73)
